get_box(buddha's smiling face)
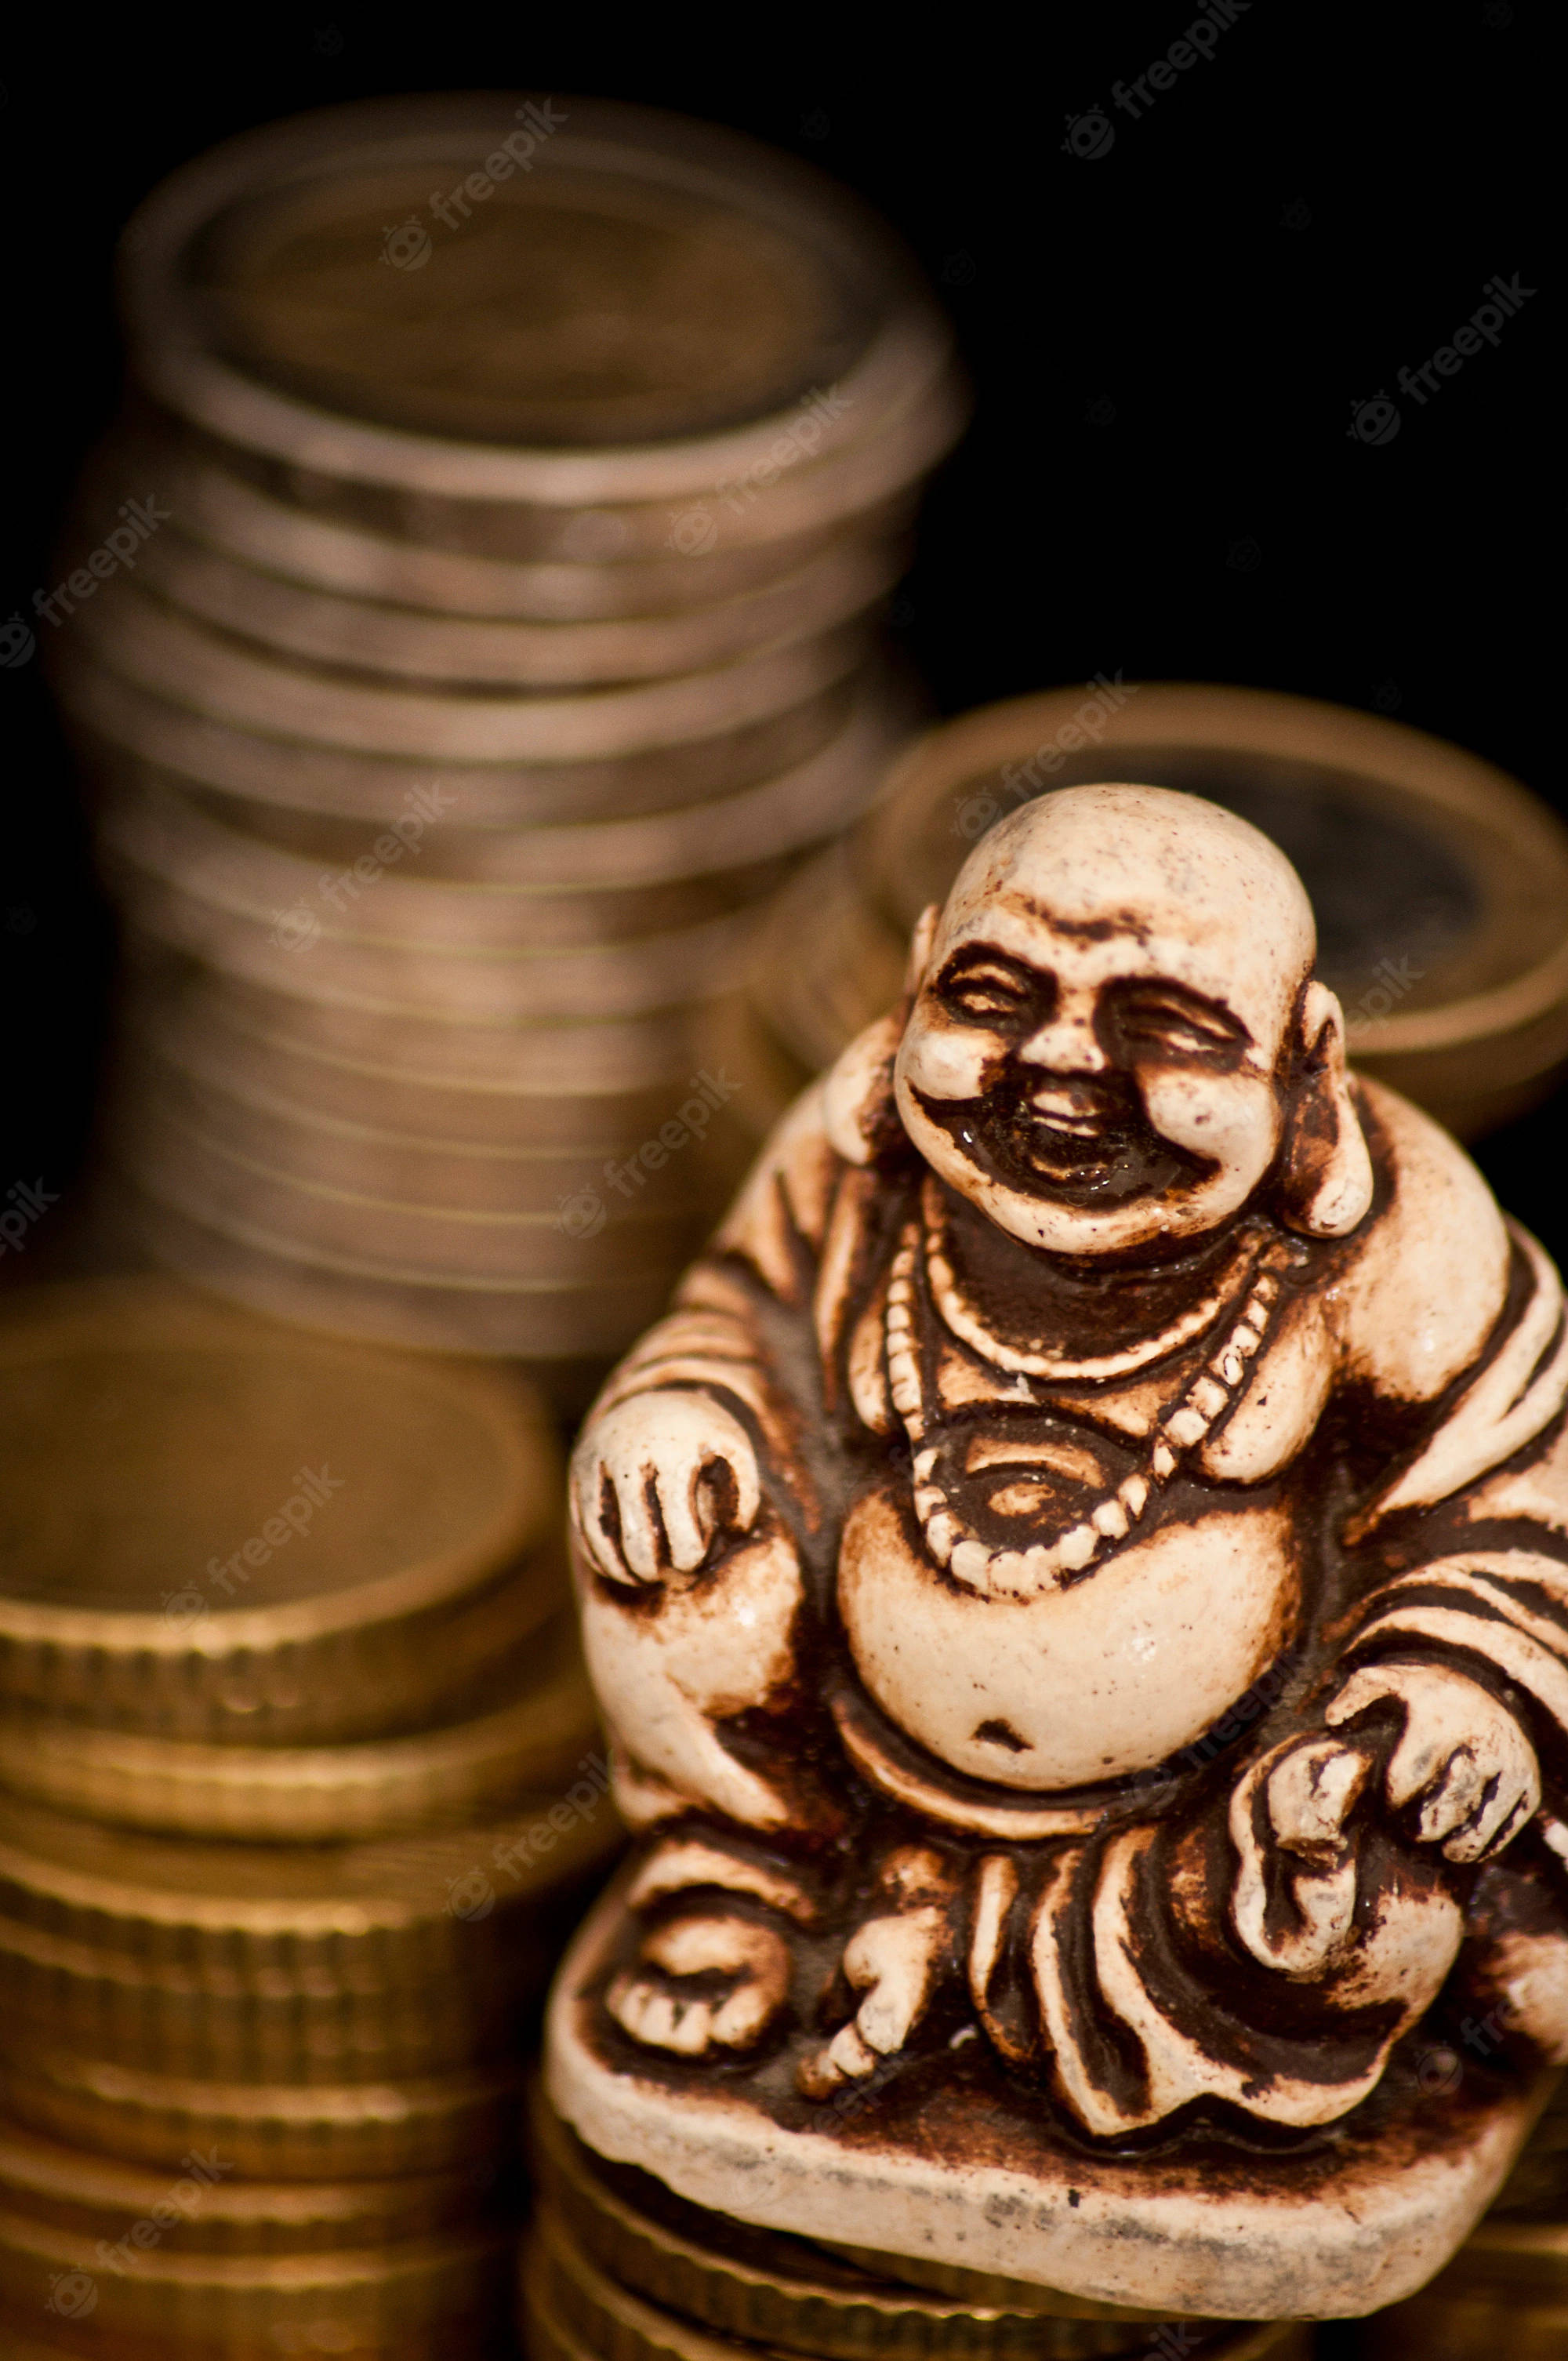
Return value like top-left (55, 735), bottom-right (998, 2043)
top-left (894, 784), bottom-right (1319, 1256)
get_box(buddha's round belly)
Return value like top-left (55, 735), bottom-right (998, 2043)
top-left (837, 1484), bottom-right (1300, 1790)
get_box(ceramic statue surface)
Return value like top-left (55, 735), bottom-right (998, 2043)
top-left (546, 784), bottom-right (1568, 2318)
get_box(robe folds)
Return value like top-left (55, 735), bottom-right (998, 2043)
top-left (579, 1069), bottom-right (1568, 2135)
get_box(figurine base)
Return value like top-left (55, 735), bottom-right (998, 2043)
top-left (546, 1874), bottom-right (1556, 2323)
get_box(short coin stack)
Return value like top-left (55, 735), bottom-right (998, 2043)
top-left (0, 1278), bottom-right (618, 2360)
top-left (49, 91), bottom-right (965, 1377)
top-left (713, 682), bottom-right (1568, 1147)
top-left (523, 2093), bottom-right (1310, 2360)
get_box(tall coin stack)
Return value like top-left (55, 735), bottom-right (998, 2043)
top-left (0, 1278), bottom-right (619, 2360)
top-left (713, 683), bottom-right (1568, 1147)
top-left (522, 2092), bottom-right (1313, 2361)
top-left (48, 93), bottom-right (966, 1388)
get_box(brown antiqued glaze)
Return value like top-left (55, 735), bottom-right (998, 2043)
top-left (549, 784), bottom-right (1568, 2316)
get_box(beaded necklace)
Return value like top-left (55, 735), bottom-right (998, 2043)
top-left (884, 1207), bottom-right (1306, 1602)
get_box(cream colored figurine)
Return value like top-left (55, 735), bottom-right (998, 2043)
top-left (547, 784), bottom-right (1568, 2319)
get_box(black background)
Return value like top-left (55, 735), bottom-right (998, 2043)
top-left (2, 6), bottom-right (1558, 1260)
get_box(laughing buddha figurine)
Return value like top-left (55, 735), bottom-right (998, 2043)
top-left (546, 783), bottom-right (1568, 2322)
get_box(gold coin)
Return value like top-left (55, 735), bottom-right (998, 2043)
top-left (122, 1179), bottom-right (682, 1364)
top-left (146, 429), bottom-right (918, 619)
top-left (0, 1277), bottom-right (562, 1738)
top-left (78, 575), bottom-right (871, 761)
top-left (122, 96), bottom-right (955, 483)
top-left (530, 2097), bottom-right (1222, 2359)
top-left (0, 2046), bottom-right (521, 2180)
top-left (133, 514), bottom-right (903, 687)
top-left (129, 972), bottom-right (717, 1152)
top-left (162, 674), bottom-right (908, 891)
top-left (118, 1095), bottom-right (707, 1283)
top-left (101, 808), bottom-right (777, 1019)
top-left (0, 1784), bottom-right (619, 1988)
top-left (100, 765), bottom-right (815, 956)
top-left (1, 2203), bottom-right (513, 2354)
top-left (115, 1034), bottom-right (743, 1225)
top-left (523, 2205), bottom-right (1306, 2361)
top-left (0, 2112), bottom-right (501, 2253)
top-left (0, 1910), bottom-right (535, 2083)
top-left (56, 631), bottom-right (862, 829)
top-left (1355, 2289), bottom-right (1568, 2359)
top-left (0, 1610), bottom-right (599, 1840)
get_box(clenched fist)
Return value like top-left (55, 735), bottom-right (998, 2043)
top-left (570, 1391), bottom-right (760, 1588)
top-left (1327, 1660), bottom-right (1540, 1862)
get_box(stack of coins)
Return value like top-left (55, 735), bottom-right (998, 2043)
top-left (523, 2092), bottom-right (1312, 2360)
top-left (711, 682), bottom-right (1568, 1146)
top-left (47, 92), bottom-right (964, 1375)
top-left (0, 1277), bottom-right (619, 2360)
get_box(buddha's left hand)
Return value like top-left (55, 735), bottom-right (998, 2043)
top-left (1326, 1660), bottom-right (1540, 1863)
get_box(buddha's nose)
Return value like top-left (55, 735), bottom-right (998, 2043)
top-left (1018, 1002), bottom-right (1109, 1073)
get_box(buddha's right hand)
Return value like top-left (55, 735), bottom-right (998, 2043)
top-left (569, 1391), bottom-right (761, 1588)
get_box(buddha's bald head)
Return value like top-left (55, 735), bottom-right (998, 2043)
top-left (894, 784), bottom-right (1356, 1255)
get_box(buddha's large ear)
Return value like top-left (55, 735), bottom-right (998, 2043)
top-left (822, 904), bottom-right (940, 1165)
top-left (1276, 979), bottom-right (1374, 1237)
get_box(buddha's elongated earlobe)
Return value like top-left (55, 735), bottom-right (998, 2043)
top-left (822, 906), bottom-right (940, 1165)
top-left (1276, 979), bottom-right (1374, 1237)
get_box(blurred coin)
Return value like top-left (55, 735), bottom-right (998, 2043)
top-left (122, 94), bottom-right (948, 485)
top-left (119, 1092), bottom-right (707, 1281)
top-left (0, 1785), bottom-right (619, 1985)
top-left (79, 575), bottom-right (871, 761)
top-left (191, 350), bottom-right (967, 562)
top-left (114, 1041), bottom-right (740, 1222)
top-left (0, 2046), bottom-right (522, 2180)
top-left (129, 973), bottom-right (727, 1152)
top-left (122, 1182), bottom-right (682, 1364)
top-left (0, 1608), bottom-right (599, 1839)
top-left (147, 430), bottom-right (918, 616)
top-left (0, 2203), bottom-right (512, 2356)
top-left (98, 768), bottom-right (822, 953)
top-left (0, 2112), bottom-right (502, 2251)
top-left (168, 676), bottom-right (910, 889)
top-left (0, 1277), bottom-right (563, 1737)
top-left (133, 514), bottom-right (904, 685)
top-left (530, 2094), bottom-right (1171, 2357)
top-left (1356, 2290), bottom-right (1568, 2359)
top-left (56, 634), bottom-right (861, 826)
top-left (522, 2207), bottom-right (1305, 2361)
